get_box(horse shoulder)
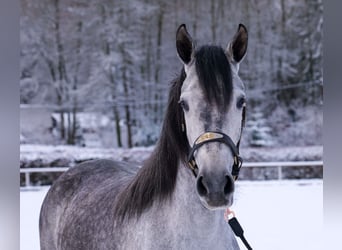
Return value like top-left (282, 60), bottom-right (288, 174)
top-left (40, 159), bottom-right (138, 250)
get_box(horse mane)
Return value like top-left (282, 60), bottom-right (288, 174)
top-left (114, 45), bottom-right (233, 221)
top-left (114, 69), bottom-right (189, 221)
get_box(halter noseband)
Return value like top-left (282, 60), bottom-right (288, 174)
top-left (187, 131), bottom-right (243, 180)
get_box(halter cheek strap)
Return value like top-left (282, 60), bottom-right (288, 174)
top-left (187, 131), bottom-right (243, 180)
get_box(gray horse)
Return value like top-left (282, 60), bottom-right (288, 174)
top-left (39, 23), bottom-right (248, 250)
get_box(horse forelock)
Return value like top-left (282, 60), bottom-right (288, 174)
top-left (114, 69), bottom-right (189, 222)
top-left (195, 45), bottom-right (233, 112)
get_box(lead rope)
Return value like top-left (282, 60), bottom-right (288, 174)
top-left (228, 106), bottom-right (252, 249)
top-left (224, 208), bottom-right (253, 250)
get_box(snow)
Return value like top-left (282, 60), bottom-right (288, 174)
top-left (20, 144), bottom-right (154, 166)
top-left (20, 144), bottom-right (322, 167)
top-left (20, 180), bottom-right (322, 250)
top-left (20, 187), bottom-right (47, 250)
top-left (232, 180), bottom-right (323, 250)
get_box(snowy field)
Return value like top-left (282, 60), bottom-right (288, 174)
top-left (20, 180), bottom-right (322, 250)
top-left (20, 144), bottom-right (322, 167)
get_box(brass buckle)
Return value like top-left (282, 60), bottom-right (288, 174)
top-left (188, 159), bottom-right (197, 170)
top-left (195, 132), bottom-right (223, 145)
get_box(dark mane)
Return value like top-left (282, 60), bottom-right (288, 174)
top-left (195, 45), bottom-right (233, 111)
top-left (114, 46), bottom-right (233, 221)
top-left (114, 69), bottom-right (189, 221)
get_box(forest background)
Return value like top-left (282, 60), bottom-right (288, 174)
top-left (20, 0), bottom-right (323, 149)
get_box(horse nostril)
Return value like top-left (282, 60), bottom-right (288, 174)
top-left (197, 176), bottom-right (208, 197)
top-left (224, 175), bottom-right (234, 195)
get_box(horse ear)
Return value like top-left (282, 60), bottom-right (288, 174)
top-left (226, 24), bottom-right (248, 68)
top-left (176, 24), bottom-right (194, 65)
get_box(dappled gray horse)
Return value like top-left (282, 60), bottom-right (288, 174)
top-left (40, 23), bottom-right (248, 250)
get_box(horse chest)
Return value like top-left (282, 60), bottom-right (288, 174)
top-left (118, 200), bottom-right (239, 250)
top-left (121, 223), bottom-right (237, 250)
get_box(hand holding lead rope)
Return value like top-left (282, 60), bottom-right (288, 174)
top-left (224, 208), bottom-right (253, 250)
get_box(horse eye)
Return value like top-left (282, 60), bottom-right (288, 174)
top-left (236, 96), bottom-right (246, 109)
top-left (179, 100), bottom-right (189, 112)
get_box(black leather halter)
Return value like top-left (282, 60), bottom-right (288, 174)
top-left (187, 131), bottom-right (243, 180)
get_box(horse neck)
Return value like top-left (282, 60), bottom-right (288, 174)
top-left (119, 162), bottom-right (237, 250)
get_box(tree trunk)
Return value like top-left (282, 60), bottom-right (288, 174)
top-left (122, 60), bottom-right (133, 148)
top-left (154, 4), bottom-right (164, 123)
top-left (192, 0), bottom-right (198, 39)
top-left (67, 110), bottom-right (72, 144)
top-left (100, 3), bottom-right (123, 147)
top-left (113, 106), bottom-right (122, 148)
top-left (68, 20), bottom-right (83, 145)
top-left (109, 63), bottom-right (123, 148)
top-left (210, 0), bottom-right (217, 42)
top-left (53, 0), bottom-right (69, 142)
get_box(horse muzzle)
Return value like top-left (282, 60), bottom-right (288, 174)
top-left (196, 171), bottom-right (235, 209)
top-left (186, 131), bottom-right (242, 209)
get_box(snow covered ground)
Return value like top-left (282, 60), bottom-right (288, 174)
top-left (20, 180), bottom-right (322, 250)
top-left (20, 144), bottom-right (322, 167)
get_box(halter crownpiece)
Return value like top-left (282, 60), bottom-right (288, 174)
top-left (187, 131), bottom-right (243, 180)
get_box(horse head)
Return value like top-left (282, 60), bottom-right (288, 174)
top-left (176, 24), bottom-right (248, 210)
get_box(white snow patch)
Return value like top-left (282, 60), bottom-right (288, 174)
top-left (232, 180), bottom-right (322, 250)
top-left (20, 144), bottom-right (154, 165)
top-left (20, 144), bottom-right (322, 167)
